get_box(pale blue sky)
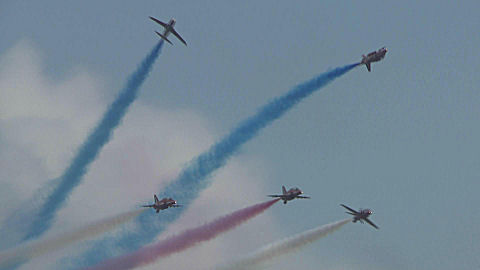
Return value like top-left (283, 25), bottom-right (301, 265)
top-left (1, 0), bottom-right (479, 269)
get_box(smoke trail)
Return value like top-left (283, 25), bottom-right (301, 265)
top-left (19, 41), bottom-right (164, 242)
top-left (216, 218), bottom-right (351, 270)
top-left (71, 63), bottom-right (358, 268)
top-left (0, 209), bottom-right (146, 269)
top-left (86, 199), bottom-right (279, 270)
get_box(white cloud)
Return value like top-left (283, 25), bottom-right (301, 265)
top-left (0, 39), bottom-right (105, 178)
top-left (0, 41), bottom-right (281, 270)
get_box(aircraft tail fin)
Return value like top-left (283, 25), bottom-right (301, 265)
top-left (155, 31), bottom-right (173, 45)
top-left (154, 195), bottom-right (159, 203)
top-left (282, 186), bottom-right (287, 195)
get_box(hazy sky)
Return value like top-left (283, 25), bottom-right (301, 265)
top-left (1, 1), bottom-right (479, 269)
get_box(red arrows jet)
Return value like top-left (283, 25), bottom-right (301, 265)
top-left (360, 47), bottom-right (387, 72)
top-left (142, 195), bottom-right (182, 213)
top-left (341, 204), bottom-right (379, 229)
top-left (149, 16), bottom-right (187, 46)
top-left (268, 186), bottom-right (310, 204)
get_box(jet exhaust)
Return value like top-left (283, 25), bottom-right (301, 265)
top-left (0, 209), bottom-right (146, 269)
top-left (85, 199), bottom-right (280, 270)
top-left (71, 63), bottom-right (358, 268)
top-left (216, 218), bottom-right (351, 270)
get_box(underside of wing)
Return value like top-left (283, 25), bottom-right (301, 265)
top-left (340, 204), bottom-right (359, 214)
top-left (267, 195), bottom-right (283, 198)
top-left (171, 29), bottom-right (187, 46)
top-left (149, 16), bottom-right (168, 28)
top-left (142, 204), bottom-right (154, 208)
top-left (364, 218), bottom-right (379, 229)
top-left (296, 195), bottom-right (311, 199)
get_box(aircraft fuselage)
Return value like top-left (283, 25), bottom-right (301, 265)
top-left (162, 19), bottom-right (176, 37)
top-left (352, 209), bottom-right (373, 223)
top-left (282, 190), bottom-right (303, 202)
top-left (361, 47), bottom-right (387, 71)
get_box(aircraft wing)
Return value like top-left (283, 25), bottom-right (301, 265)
top-left (296, 195), bottom-right (311, 199)
top-left (340, 204), bottom-right (359, 214)
top-left (149, 16), bottom-right (168, 28)
top-left (171, 205), bottom-right (182, 207)
top-left (142, 204), bottom-right (154, 208)
top-left (170, 29), bottom-right (187, 46)
top-left (364, 218), bottom-right (379, 229)
top-left (366, 63), bottom-right (371, 72)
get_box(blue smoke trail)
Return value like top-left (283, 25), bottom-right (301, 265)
top-left (68, 63), bottom-right (358, 269)
top-left (22, 41), bottom-right (164, 242)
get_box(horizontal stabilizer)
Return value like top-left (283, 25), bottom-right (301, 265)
top-left (155, 31), bottom-right (173, 45)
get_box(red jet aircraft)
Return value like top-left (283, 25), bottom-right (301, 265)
top-left (143, 195), bottom-right (181, 213)
top-left (360, 47), bottom-right (387, 72)
top-left (149, 16), bottom-right (187, 46)
top-left (341, 204), bottom-right (379, 229)
top-left (268, 186), bottom-right (310, 204)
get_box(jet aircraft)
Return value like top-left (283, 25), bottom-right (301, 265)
top-left (360, 47), bottom-right (387, 72)
top-left (268, 186), bottom-right (310, 204)
top-left (143, 195), bottom-right (181, 213)
top-left (341, 204), bottom-right (379, 229)
top-left (149, 16), bottom-right (187, 46)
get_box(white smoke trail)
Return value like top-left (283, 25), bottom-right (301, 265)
top-left (217, 218), bottom-right (351, 270)
top-left (0, 208), bottom-right (146, 268)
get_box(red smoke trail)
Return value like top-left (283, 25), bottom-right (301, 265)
top-left (86, 199), bottom-right (280, 270)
